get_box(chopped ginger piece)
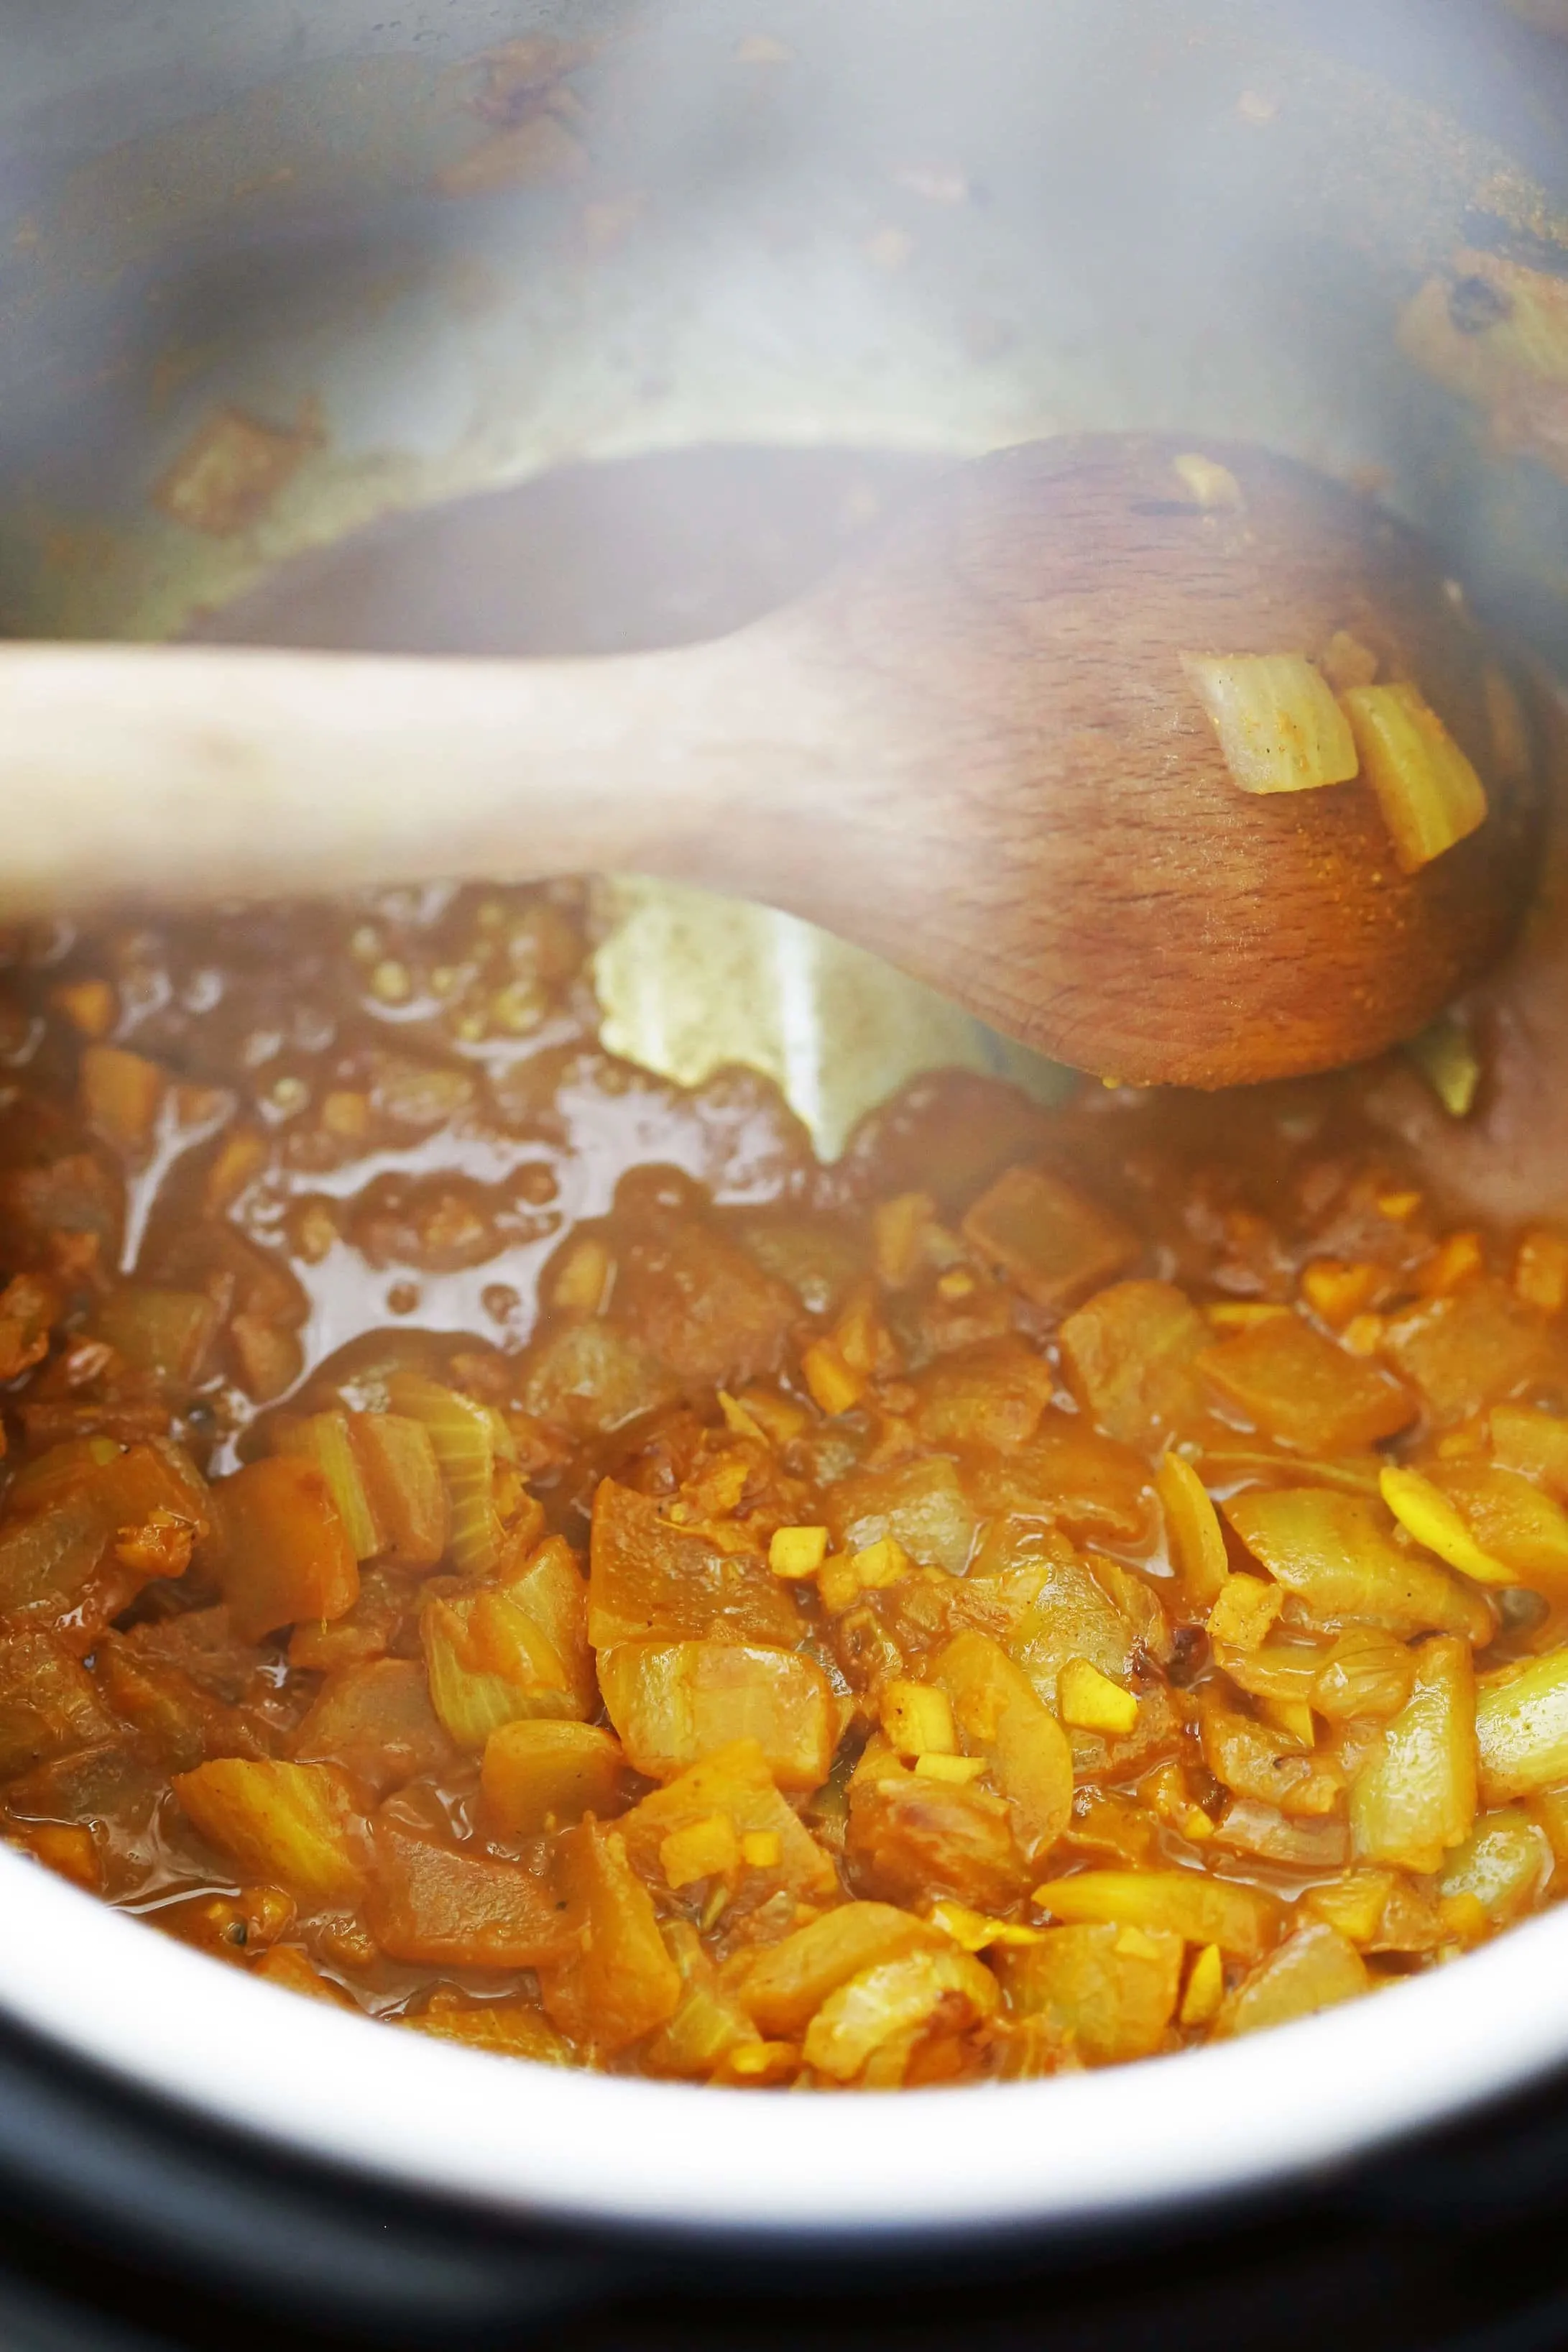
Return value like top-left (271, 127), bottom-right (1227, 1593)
top-left (801, 1338), bottom-right (865, 1418)
top-left (1340, 680), bottom-right (1489, 873)
top-left (1420, 1233), bottom-right (1485, 1298)
top-left (1207, 1575), bottom-right (1283, 1652)
top-left (660, 1814), bottom-right (741, 1888)
top-left (872, 1193), bottom-right (936, 1288)
top-left (913, 1752), bottom-right (988, 1784)
top-left (1058, 1657), bottom-right (1139, 1737)
top-left (1156, 1452), bottom-right (1230, 1612)
top-left (1301, 1259), bottom-right (1383, 1328)
top-left (820, 1533), bottom-right (913, 1614)
top-left (721, 2041), bottom-right (798, 2083)
top-left (928, 1899), bottom-right (1043, 1952)
top-left (852, 1535), bottom-right (911, 1589)
top-left (1380, 1464), bottom-right (1513, 1587)
top-left (551, 1237), bottom-right (612, 1313)
top-left (80, 1044), bottom-right (165, 1156)
top-left (717, 1390), bottom-right (767, 1442)
top-left (1204, 1303), bottom-right (1293, 1330)
top-left (1258, 1694), bottom-right (1317, 1748)
top-left (1516, 1231), bottom-right (1568, 1317)
top-left (881, 1680), bottom-right (956, 1758)
top-left (737, 1387), bottom-right (808, 1446)
top-left (1033, 1869), bottom-right (1282, 1960)
top-left (52, 979), bottom-right (117, 1039)
top-left (769, 1524), bottom-right (829, 1579)
top-left (1113, 1924), bottom-right (1165, 1962)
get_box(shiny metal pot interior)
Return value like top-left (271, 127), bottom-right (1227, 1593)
top-left (1, 0), bottom-right (1568, 2256)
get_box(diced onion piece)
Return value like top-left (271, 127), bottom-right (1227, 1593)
top-left (802, 1944), bottom-right (998, 2083)
top-left (1339, 681), bottom-right (1488, 873)
top-left (1181, 653), bottom-right (1360, 796)
top-left (1057, 1656), bottom-right (1139, 1737)
top-left (1476, 1650), bottom-right (1568, 1803)
top-left (1212, 1922), bottom-right (1368, 2039)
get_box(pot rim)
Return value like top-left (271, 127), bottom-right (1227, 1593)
top-left (0, 1845), bottom-right (1562, 2238)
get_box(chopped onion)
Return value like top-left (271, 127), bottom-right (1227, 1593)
top-left (1181, 653), bottom-right (1360, 795)
top-left (1339, 680), bottom-right (1488, 873)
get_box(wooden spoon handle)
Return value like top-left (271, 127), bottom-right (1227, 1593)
top-left (0, 636), bottom-right (836, 915)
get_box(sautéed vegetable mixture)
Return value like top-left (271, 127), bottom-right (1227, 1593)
top-left (2, 882), bottom-right (1567, 2087)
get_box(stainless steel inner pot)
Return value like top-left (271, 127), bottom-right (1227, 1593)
top-left (2, 0), bottom-right (1568, 2264)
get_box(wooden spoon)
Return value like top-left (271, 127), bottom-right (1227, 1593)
top-left (0, 435), bottom-right (1541, 1088)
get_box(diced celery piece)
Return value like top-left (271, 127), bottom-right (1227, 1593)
top-left (275, 1412), bottom-right (385, 1562)
top-left (644, 1920), bottom-right (757, 2080)
top-left (387, 1372), bottom-right (503, 1577)
top-left (348, 1412), bottom-right (448, 1567)
top-left (421, 1591), bottom-right (582, 1752)
top-left (174, 1758), bottom-right (366, 1906)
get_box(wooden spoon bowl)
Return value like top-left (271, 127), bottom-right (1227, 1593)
top-left (0, 435), bottom-right (1543, 1088)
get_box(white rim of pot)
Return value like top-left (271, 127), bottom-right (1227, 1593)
top-left (0, 1845), bottom-right (1564, 2238)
